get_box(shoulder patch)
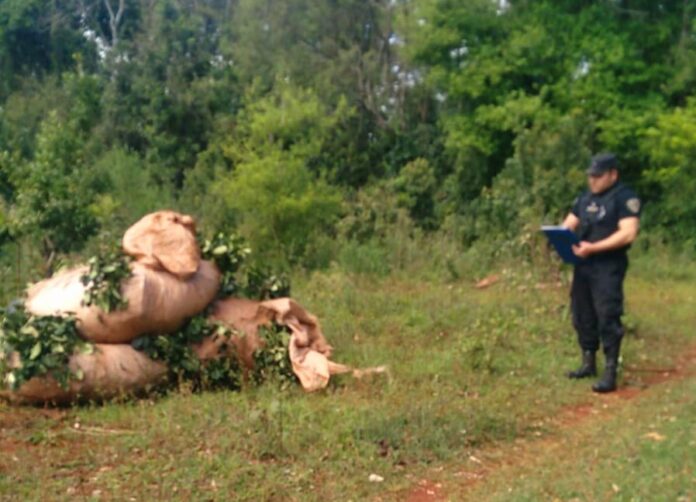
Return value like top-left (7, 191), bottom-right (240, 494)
top-left (626, 198), bottom-right (641, 214)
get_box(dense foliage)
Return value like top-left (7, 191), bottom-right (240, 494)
top-left (1, 0), bottom-right (695, 290)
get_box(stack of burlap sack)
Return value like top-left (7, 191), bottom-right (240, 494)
top-left (5, 211), bottom-right (376, 404)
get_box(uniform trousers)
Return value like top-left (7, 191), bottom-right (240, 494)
top-left (570, 255), bottom-right (628, 354)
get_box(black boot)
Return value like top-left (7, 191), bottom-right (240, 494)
top-left (567, 350), bottom-right (597, 379)
top-left (592, 346), bottom-right (619, 393)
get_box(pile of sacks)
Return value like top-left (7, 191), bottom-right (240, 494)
top-left (4, 211), bottom-right (380, 404)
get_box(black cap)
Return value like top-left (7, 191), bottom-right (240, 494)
top-left (587, 153), bottom-right (618, 176)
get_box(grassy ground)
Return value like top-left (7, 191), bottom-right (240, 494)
top-left (456, 366), bottom-right (696, 501)
top-left (0, 250), bottom-right (694, 501)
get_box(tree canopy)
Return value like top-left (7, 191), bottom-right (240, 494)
top-left (1, 0), bottom-right (695, 273)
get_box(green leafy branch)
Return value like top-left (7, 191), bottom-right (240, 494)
top-left (244, 266), bottom-right (291, 300)
top-left (80, 247), bottom-right (132, 312)
top-left (251, 325), bottom-right (298, 389)
top-left (131, 317), bottom-right (297, 392)
top-left (201, 232), bottom-right (251, 297)
top-left (0, 303), bottom-right (93, 390)
top-left (132, 315), bottom-right (243, 391)
top-left (200, 232), bottom-right (291, 299)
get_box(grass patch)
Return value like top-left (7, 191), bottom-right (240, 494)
top-left (0, 249), bottom-right (694, 500)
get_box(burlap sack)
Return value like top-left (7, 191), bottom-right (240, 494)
top-left (206, 297), bottom-right (384, 391)
top-left (206, 297), bottom-right (333, 368)
top-left (122, 210), bottom-right (201, 279)
top-left (24, 260), bottom-right (221, 343)
top-left (1, 297), bottom-right (385, 403)
top-left (2, 344), bottom-right (168, 405)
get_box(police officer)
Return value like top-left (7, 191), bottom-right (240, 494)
top-left (561, 153), bottom-right (641, 393)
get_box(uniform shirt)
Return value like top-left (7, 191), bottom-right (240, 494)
top-left (571, 182), bottom-right (641, 257)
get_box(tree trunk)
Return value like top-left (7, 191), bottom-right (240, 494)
top-left (103, 0), bottom-right (125, 48)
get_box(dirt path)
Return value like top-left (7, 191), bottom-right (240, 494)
top-left (404, 345), bottom-right (696, 502)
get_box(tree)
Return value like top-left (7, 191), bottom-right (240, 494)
top-left (0, 0), bottom-right (96, 98)
top-left (97, 0), bottom-right (240, 188)
top-left (394, 1), bottom-right (696, 236)
top-left (229, 0), bottom-right (427, 189)
top-left (189, 82), bottom-right (344, 265)
top-left (642, 99), bottom-right (696, 245)
top-left (7, 111), bottom-right (98, 274)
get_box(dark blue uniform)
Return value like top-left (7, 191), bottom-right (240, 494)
top-left (570, 182), bottom-right (641, 354)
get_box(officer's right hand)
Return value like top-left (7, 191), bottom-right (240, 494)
top-left (572, 241), bottom-right (595, 258)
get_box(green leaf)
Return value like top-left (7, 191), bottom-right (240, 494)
top-left (29, 342), bottom-right (42, 360)
top-left (20, 325), bottom-right (40, 338)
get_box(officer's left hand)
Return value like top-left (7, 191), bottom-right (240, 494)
top-left (572, 241), bottom-right (595, 258)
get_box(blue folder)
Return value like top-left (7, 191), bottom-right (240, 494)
top-left (541, 226), bottom-right (583, 264)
